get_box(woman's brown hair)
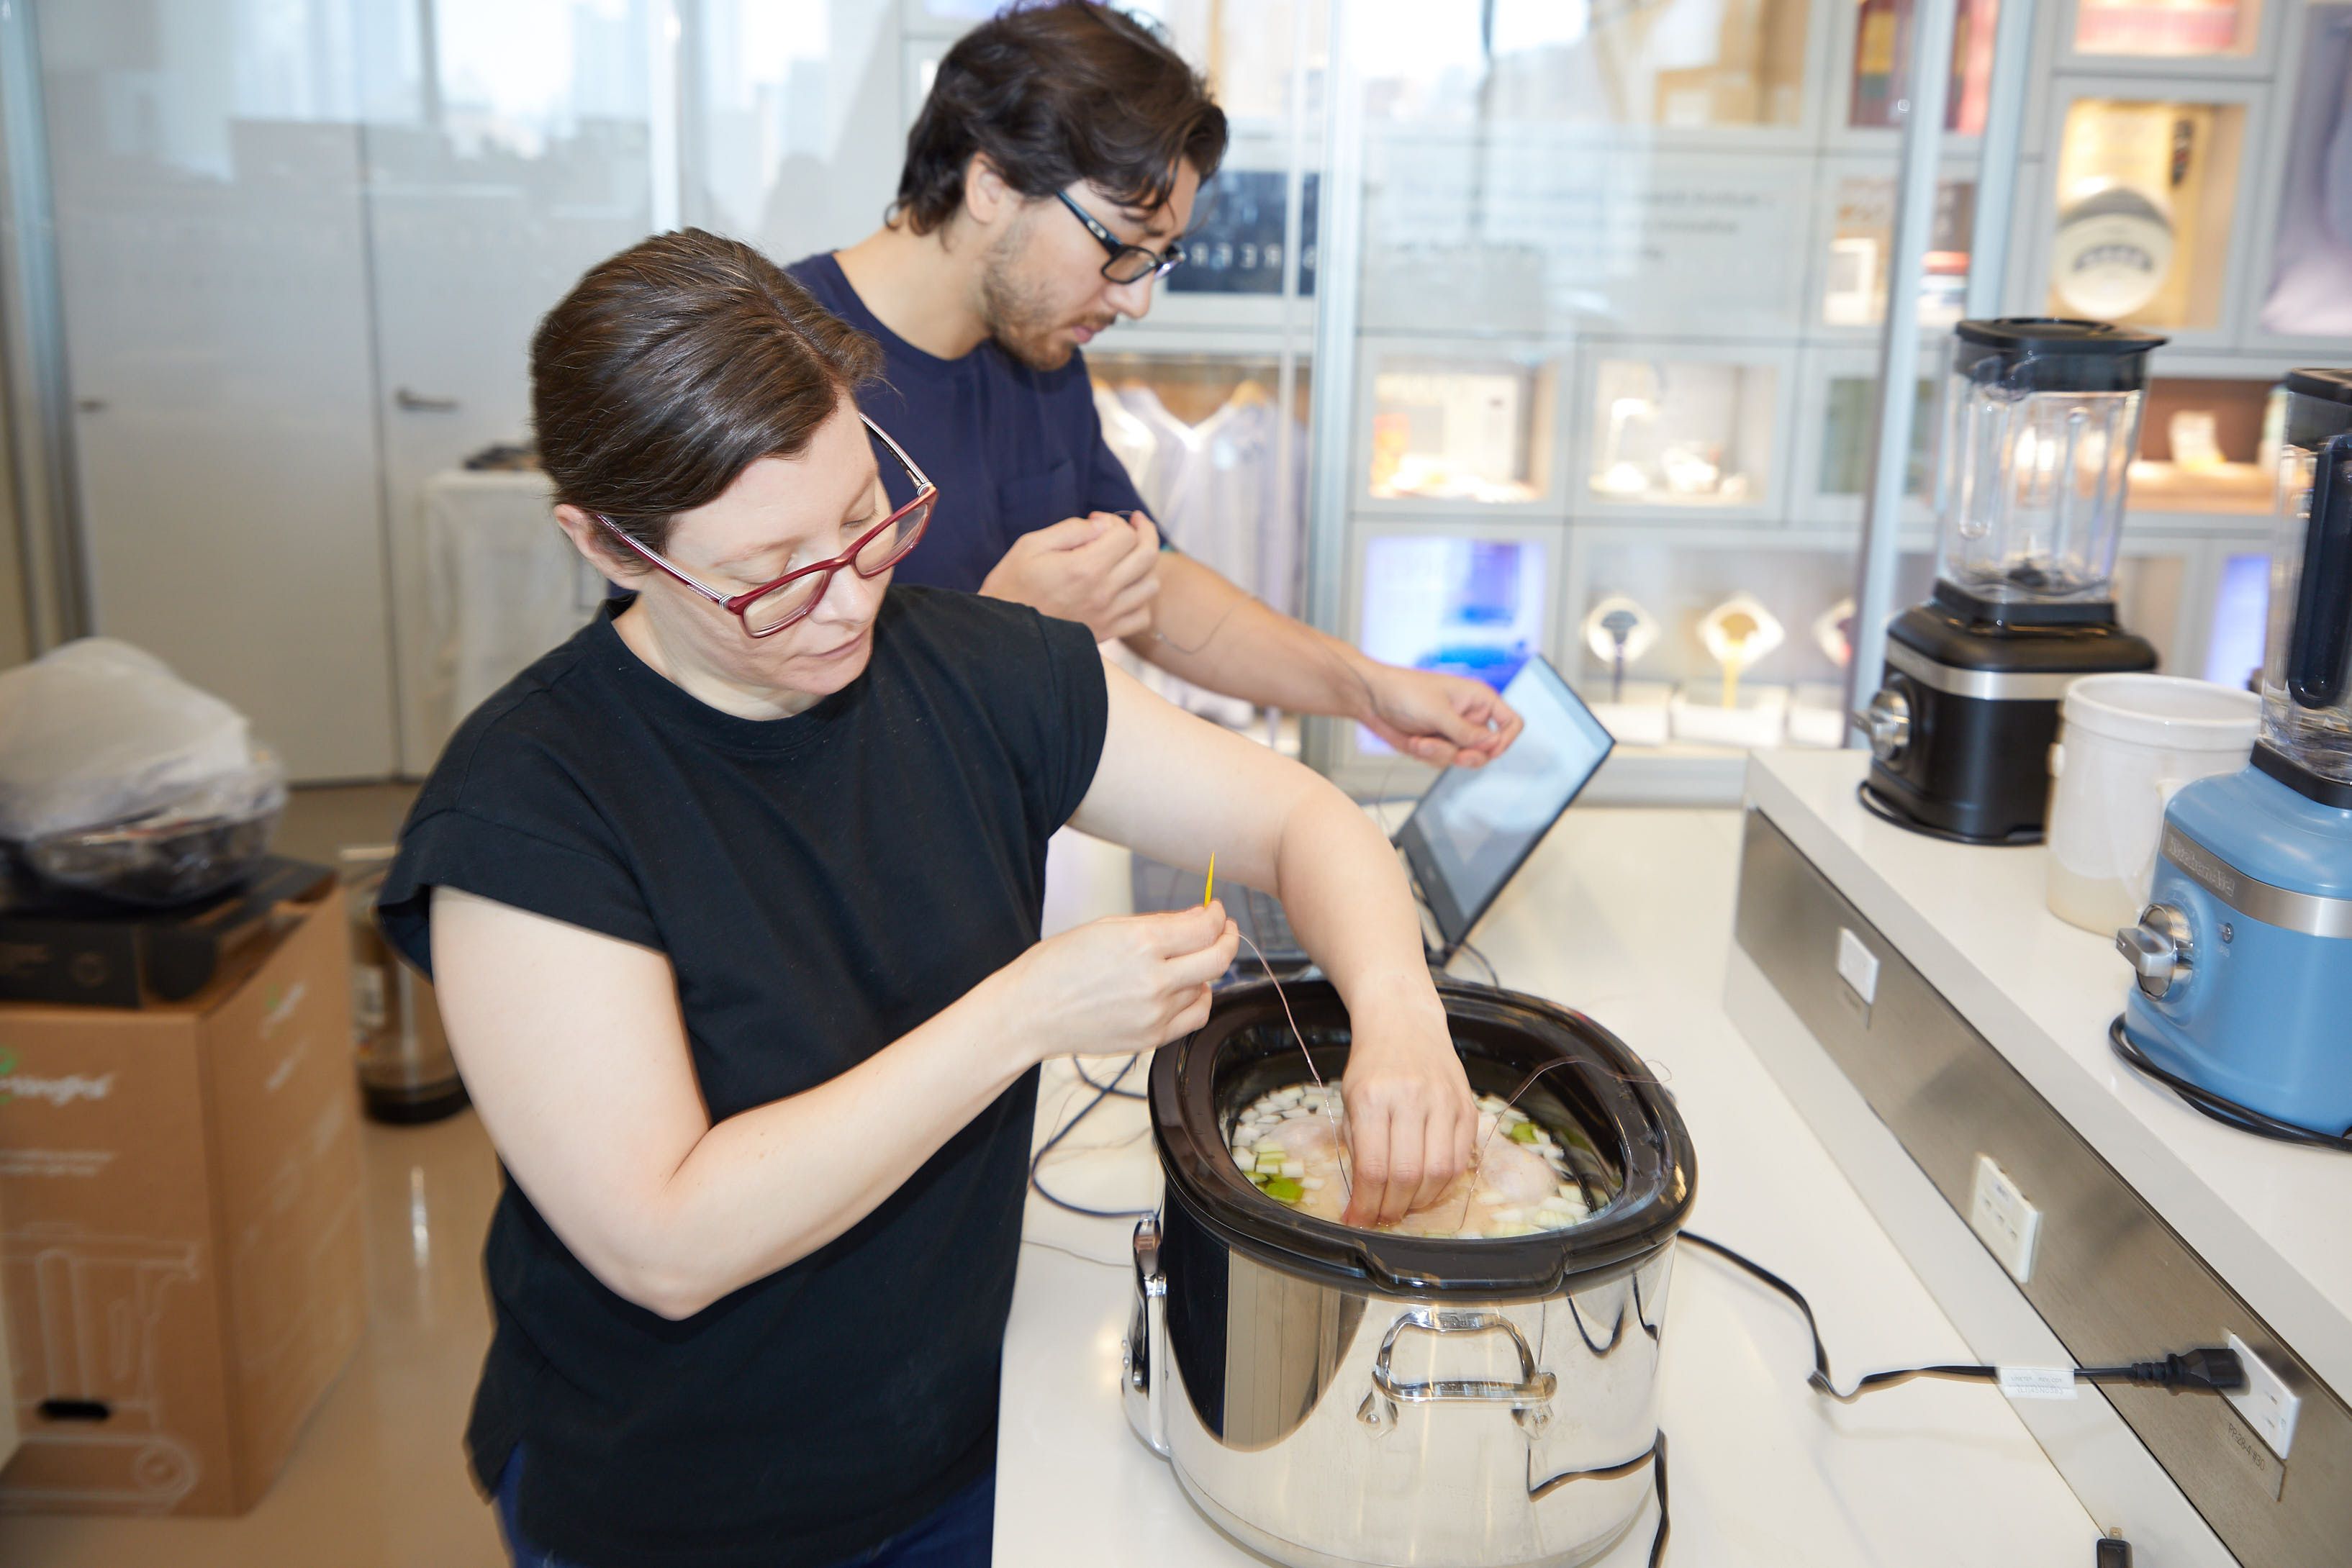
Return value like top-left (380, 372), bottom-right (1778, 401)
top-left (530, 228), bottom-right (883, 561)
top-left (895, 2), bottom-right (1227, 236)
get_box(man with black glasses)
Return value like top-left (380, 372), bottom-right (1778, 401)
top-left (792, 1), bottom-right (1521, 769)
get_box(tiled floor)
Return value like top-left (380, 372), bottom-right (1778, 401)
top-left (1, 783), bottom-right (509, 1566)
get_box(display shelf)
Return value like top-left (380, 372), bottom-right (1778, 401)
top-left (1571, 344), bottom-right (1797, 521)
top-left (2055, 0), bottom-right (2274, 71)
top-left (1794, 346), bottom-right (1941, 524)
top-left (1808, 157), bottom-right (1980, 336)
top-left (2125, 373), bottom-right (2281, 517)
top-left (2032, 79), bottom-right (2265, 342)
top-left (1352, 0), bottom-right (1826, 145)
top-left (1351, 338), bottom-right (1568, 514)
top-left (2111, 533), bottom-right (2216, 676)
top-left (1332, 517), bottom-right (1565, 784)
top-left (1563, 527), bottom-right (1922, 699)
top-left (1555, 528), bottom-right (1912, 805)
top-left (1091, 349), bottom-right (1311, 616)
top-left (1143, 129), bottom-right (1322, 337)
top-left (2237, 0), bottom-right (2352, 348)
top-left (1827, 0), bottom-right (2003, 149)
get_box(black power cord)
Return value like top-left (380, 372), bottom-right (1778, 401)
top-left (1681, 1232), bottom-right (2245, 1402)
top-left (1028, 1056), bottom-right (1157, 1221)
top-left (1528, 1429), bottom-right (1668, 1568)
top-left (2108, 1015), bottom-right (2352, 1154)
top-left (1073, 1053), bottom-right (1147, 1100)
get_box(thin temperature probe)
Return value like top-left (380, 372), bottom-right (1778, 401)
top-left (1236, 927), bottom-right (1353, 1209)
top-left (1681, 1232), bottom-right (2247, 1402)
top-left (1028, 1056), bottom-right (1157, 1221)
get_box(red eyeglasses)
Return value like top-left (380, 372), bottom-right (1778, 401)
top-left (592, 415), bottom-right (936, 637)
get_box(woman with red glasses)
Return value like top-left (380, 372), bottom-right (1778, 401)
top-left (374, 227), bottom-right (1476, 1568)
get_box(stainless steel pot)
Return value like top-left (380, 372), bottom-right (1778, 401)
top-left (1123, 981), bottom-right (1696, 1568)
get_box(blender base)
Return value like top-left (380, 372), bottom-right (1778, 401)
top-left (2108, 1015), bottom-right (2352, 1152)
top-left (1855, 781), bottom-right (2043, 846)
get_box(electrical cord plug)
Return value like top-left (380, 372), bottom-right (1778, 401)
top-left (2081, 1349), bottom-right (2243, 1394)
top-left (1682, 1233), bottom-right (2252, 1405)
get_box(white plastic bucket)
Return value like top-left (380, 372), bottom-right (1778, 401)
top-left (2045, 674), bottom-right (2260, 935)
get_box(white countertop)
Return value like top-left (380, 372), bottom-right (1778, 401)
top-left (1745, 748), bottom-right (2352, 1402)
top-left (1000, 809), bottom-right (2111, 1566)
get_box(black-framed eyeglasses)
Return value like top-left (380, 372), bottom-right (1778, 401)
top-left (1057, 190), bottom-right (1188, 284)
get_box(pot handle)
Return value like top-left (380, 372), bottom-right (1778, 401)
top-left (1365, 1308), bottom-right (1557, 1435)
top-left (1123, 1215), bottom-right (1170, 1458)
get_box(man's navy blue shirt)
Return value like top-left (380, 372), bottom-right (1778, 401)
top-left (790, 252), bottom-right (1146, 594)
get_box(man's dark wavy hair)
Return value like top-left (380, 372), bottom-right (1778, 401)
top-left (894, 2), bottom-right (1228, 236)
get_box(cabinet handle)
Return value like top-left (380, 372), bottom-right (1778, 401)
top-left (76, 398), bottom-right (107, 414)
top-left (395, 388), bottom-right (460, 412)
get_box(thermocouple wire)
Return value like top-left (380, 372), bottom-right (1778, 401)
top-left (1235, 926), bottom-right (1354, 1210)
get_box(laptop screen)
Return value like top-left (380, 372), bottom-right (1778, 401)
top-left (1393, 655), bottom-right (1615, 954)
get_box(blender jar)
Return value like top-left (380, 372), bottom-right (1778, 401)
top-left (1937, 318), bottom-right (2166, 605)
top-left (2263, 370), bottom-right (2352, 786)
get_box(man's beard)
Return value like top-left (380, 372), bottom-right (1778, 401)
top-left (978, 225), bottom-right (1107, 371)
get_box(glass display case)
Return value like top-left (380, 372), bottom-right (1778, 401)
top-left (1344, 524), bottom-right (1560, 766)
top-left (2044, 93), bottom-right (2251, 333)
top-left (1564, 532), bottom-right (1934, 755)
top-left (1818, 168), bottom-right (1975, 330)
top-left (2127, 376), bottom-right (2282, 518)
top-left (1352, 0), bottom-right (1814, 132)
top-left (2256, 1), bottom-right (2352, 339)
top-left (1801, 355), bottom-right (1938, 518)
top-left (1359, 346), bottom-right (1562, 510)
top-left (1847, 0), bottom-right (1999, 136)
top-left (1580, 353), bottom-right (1786, 515)
top-left (1090, 352), bottom-right (1312, 615)
top-left (2068, 0), bottom-right (2263, 60)
top-left (2202, 549), bottom-right (2271, 687)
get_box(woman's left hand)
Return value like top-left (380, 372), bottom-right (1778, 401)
top-left (1339, 992), bottom-right (1478, 1228)
top-left (1360, 664), bottom-right (1524, 770)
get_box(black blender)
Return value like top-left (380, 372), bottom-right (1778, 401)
top-left (1862, 319), bottom-right (2166, 843)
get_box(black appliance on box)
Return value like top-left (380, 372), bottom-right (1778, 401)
top-left (0, 856), bottom-right (335, 1007)
top-left (1863, 319), bottom-right (2166, 844)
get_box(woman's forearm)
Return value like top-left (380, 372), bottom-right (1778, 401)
top-left (1268, 782), bottom-right (1439, 1019)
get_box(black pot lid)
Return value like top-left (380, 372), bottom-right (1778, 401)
top-left (1149, 978), bottom-right (1696, 1296)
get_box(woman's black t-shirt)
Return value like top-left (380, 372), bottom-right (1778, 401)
top-left (377, 587), bottom-right (1108, 1568)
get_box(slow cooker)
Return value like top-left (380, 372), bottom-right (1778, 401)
top-left (1123, 979), bottom-right (1696, 1568)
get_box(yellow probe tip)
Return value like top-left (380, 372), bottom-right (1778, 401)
top-left (1203, 853), bottom-right (1215, 907)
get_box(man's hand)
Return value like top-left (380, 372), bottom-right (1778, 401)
top-left (980, 511), bottom-right (1161, 642)
top-left (1360, 663), bottom-right (1524, 769)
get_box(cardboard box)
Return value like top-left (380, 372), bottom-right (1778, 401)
top-left (0, 883), bottom-right (366, 1515)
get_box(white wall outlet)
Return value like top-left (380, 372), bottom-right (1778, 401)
top-left (2225, 1333), bottom-right (2301, 1460)
top-left (1968, 1154), bottom-right (2041, 1285)
top-left (1836, 927), bottom-right (1880, 1006)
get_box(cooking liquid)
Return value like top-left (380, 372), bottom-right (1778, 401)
top-left (1227, 1082), bottom-right (1596, 1238)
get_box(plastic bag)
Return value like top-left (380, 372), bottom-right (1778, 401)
top-left (0, 638), bottom-right (284, 906)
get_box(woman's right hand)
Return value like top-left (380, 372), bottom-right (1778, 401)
top-left (999, 902), bottom-right (1239, 1063)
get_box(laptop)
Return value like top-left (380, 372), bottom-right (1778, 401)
top-left (1128, 654), bottom-right (1616, 969)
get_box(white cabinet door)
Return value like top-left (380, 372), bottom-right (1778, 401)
top-left (40, 0), bottom-right (398, 781)
top-left (356, 0), bottom-right (659, 774)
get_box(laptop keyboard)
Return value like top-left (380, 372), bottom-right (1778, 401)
top-left (1127, 856), bottom-right (1306, 965)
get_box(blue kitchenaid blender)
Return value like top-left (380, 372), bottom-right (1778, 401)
top-left (2114, 368), bottom-right (2352, 1145)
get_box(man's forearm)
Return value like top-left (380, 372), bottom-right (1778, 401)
top-left (1126, 552), bottom-right (1375, 720)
